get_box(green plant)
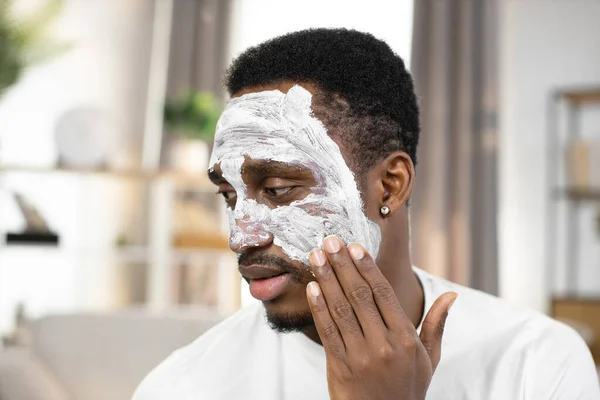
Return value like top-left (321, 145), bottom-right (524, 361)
top-left (0, 0), bottom-right (68, 98)
top-left (163, 91), bottom-right (222, 142)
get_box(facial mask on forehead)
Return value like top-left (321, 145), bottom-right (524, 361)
top-left (209, 85), bottom-right (381, 268)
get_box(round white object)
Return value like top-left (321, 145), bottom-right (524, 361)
top-left (168, 138), bottom-right (209, 173)
top-left (55, 108), bottom-right (118, 169)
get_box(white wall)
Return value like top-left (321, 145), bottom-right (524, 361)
top-left (229, 0), bottom-right (414, 67)
top-left (499, 0), bottom-right (600, 312)
top-left (0, 0), bottom-right (153, 333)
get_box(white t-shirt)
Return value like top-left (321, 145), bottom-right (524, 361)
top-left (133, 268), bottom-right (600, 400)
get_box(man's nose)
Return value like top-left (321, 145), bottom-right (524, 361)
top-left (229, 217), bottom-right (273, 253)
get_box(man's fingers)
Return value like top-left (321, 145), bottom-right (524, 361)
top-left (419, 292), bottom-right (458, 371)
top-left (349, 243), bottom-right (413, 333)
top-left (309, 249), bottom-right (364, 347)
top-left (322, 237), bottom-right (387, 339)
top-left (306, 281), bottom-right (346, 360)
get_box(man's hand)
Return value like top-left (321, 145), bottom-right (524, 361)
top-left (307, 235), bottom-right (457, 400)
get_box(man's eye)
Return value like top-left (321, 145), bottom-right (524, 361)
top-left (264, 187), bottom-right (293, 197)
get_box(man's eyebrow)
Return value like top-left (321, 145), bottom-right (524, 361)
top-left (242, 161), bottom-right (309, 176)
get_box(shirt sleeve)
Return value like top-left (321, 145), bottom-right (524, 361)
top-left (526, 321), bottom-right (600, 400)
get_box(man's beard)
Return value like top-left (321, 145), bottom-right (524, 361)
top-left (265, 310), bottom-right (314, 333)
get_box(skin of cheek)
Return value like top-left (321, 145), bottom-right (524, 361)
top-left (226, 193), bottom-right (344, 266)
top-left (269, 195), bottom-right (358, 267)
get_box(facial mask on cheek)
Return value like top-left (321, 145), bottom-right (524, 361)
top-left (220, 157), bottom-right (271, 249)
top-left (210, 85), bottom-right (381, 269)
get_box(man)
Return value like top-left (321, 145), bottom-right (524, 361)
top-left (134, 29), bottom-right (600, 399)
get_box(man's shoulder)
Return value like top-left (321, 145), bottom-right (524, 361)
top-left (415, 267), bottom-right (564, 341)
top-left (415, 267), bottom-right (591, 360)
top-left (132, 303), bottom-right (268, 399)
top-left (418, 269), bottom-right (599, 398)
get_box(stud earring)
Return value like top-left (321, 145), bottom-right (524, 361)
top-left (380, 205), bottom-right (390, 216)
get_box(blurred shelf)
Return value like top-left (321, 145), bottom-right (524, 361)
top-left (560, 88), bottom-right (600, 105)
top-left (552, 295), bottom-right (600, 302)
top-left (119, 240), bottom-right (232, 263)
top-left (0, 165), bottom-right (214, 188)
top-left (173, 233), bottom-right (230, 250)
top-left (0, 243), bottom-right (231, 261)
top-left (553, 187), bottom-right (600, 202)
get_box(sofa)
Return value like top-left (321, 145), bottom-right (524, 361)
top-left (0, 308), bottom-right (225, 400)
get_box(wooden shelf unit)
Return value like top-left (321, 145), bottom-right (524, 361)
top-left (0, 164), bottom-right (237, 314)
top-left (0, 165), bottom-right (215, 188)
top-left (546, 86), bottom-right (600, 333)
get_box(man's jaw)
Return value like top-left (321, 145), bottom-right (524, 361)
top-left (236, 254), bottom-right (315, 333)
top-left (265, 309), bottom-right (315, 334)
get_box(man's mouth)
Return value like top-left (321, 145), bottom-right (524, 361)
top-left (239, 265), bottom-right (293, 302)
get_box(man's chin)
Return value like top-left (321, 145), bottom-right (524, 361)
top-left (265, 309), bottom-right (314, 333)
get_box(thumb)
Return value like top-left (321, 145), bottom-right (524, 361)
top-left (419, 292), bottom-right (457, 371)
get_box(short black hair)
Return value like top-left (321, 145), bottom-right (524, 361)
top-left (224, 28), bottom-right (420, 180)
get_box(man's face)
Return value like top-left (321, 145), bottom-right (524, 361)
top-left (209, 83), bottom-right (381, 332)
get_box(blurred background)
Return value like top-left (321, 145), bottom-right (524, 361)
top-left (0, 0), bottom-right (598, 399)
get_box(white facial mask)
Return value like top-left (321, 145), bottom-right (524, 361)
top-left (209, 85), bottom-right (381, 269)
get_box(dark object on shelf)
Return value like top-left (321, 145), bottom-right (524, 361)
top-left (6, 192), bottom-right (59, 245)
top-left (13, 192), bottom-right (52, 233)
top-left (6, 232), bottom-right (59, 245)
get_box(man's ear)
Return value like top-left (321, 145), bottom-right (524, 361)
top-left (371, 152), bottom-right (415, 215)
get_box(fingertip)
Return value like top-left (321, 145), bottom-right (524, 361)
top-left (306, 281), bottom-right (321, 305)
top-left (323, 235), bottom-right (342, 254)
top-left (307, 281), bottom-right (321, 295)
top-left (427, 292), bottom-right (458, 322)
top-left (347, 242), bottom-right (365, 261)
top-left (446, 292), bottom-right (458, 310)
top-left (309, 248), bottom-right (326, 267)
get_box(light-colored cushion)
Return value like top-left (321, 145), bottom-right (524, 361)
top-left (29, 308), bottom-right (224, 400)
top-left (0, 347), bottom-right (71, 400)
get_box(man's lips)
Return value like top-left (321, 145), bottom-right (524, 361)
top-left (239, 265), bottom-right (292, 301)
top-left (239, 264), bottom-right (286, 280)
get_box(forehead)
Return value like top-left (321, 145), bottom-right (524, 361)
top-left (209, 84), bottom-right (360, 194)
top-left (223, 82), bottom-right (353, 167)
top-left (211, 85), bottom-right (332, 163)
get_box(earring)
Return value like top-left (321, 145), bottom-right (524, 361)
top-left (380, 205), bottom-right (390, 216)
